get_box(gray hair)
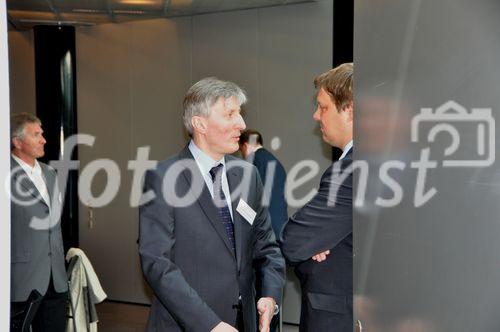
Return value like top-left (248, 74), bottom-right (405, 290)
top-left (182, 77), bottom-right (247, 135)
top-left (10, 112), bottom-right (42, 150)
top-left (11, 112), bottom-right (41, 137)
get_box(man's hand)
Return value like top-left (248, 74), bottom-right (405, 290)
top-left (211, 322), bottom-right (238, 332)
top-left (311, 250), bottom-right (330, 262)
top-left (257, 297), bottom-right (276, 332)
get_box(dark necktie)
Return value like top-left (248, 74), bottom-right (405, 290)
top-left (209, 163), bottom-right (236, 253)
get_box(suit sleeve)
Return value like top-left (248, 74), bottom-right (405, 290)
top-left (280, 159), bottom-right (353, 264)
top-left (139, 168), bottom-right (221, 331)
top-left (251, 168), bottom-right (286, 305)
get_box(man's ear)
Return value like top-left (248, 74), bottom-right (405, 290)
top-left (344, 101), bottom-right (354, 122)
top-left (11, 137), bottom-right (21, 150)
top-left (191, 116), bottom-right (207, 134)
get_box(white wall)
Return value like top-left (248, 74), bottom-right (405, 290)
top-left (1, 1), bottom-right (12, 329)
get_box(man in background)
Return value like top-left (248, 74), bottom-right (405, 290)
top-left (239, 129), bottom-right (288, 332)
top-left (239, 129), bottom-right (288, 238)
top-left (10, 112), bottom-right (68, 332)
top-left (280, 63), bottom-right (354, 331)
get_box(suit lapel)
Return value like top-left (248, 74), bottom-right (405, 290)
top-left (11, 156), bottom-right (49, 208)
top-left (225, 159), bottom-right (243, 271)
top-left (41, 163), bottom-right (55, 208)
top-left (178, 147), bottom-right (236, 259)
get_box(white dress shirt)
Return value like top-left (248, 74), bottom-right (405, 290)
top-left (12, 154), bottom-right (51, 208)
top-left (339, 140), bottom-right (353, 160)
top-left (188, 141), bottom-right (234, 220)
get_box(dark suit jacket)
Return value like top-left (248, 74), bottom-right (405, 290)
top-left (280, 149), bottom-right (353, 332)
top-left (10, 156), bottom-right (68, 302)
top-left (250, 148), bottom-right (288, 237)
top-left (139, 146), bottom-right (285, 331)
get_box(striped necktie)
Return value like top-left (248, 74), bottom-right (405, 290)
top-left (209, 163), bottom-right (236, 253)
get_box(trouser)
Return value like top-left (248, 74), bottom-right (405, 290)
top-left (11, 276), bottom-right (68, 332)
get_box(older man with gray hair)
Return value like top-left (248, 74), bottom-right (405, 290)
top-left (10, 112), bottom-right (68, 331)
top-left (139, 77), bottom-right (285, 332)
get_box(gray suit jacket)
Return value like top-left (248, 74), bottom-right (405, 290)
top-left (11, 156), bottom-right (68, 302)
top-left (139, 146), bottom-right (285, 331)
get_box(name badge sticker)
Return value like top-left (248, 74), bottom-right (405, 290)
top-left (236, 199), bottom-right (257, 225)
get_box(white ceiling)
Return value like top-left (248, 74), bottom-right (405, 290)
top-left (7, 0), bottom-right (316, 30)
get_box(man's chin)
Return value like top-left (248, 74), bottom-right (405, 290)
top-left (228, 149), bottom-right (239, 156)
top-left (321, 135), bottom-right (334, 147)
top-left (226, 144), bottom-right (239, 155)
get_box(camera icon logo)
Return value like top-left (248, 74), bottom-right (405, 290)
top-left (411, 100), bottom-right (495, 167)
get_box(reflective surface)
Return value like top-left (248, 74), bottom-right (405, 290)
top-left (355, 1), bottom-right (500, 331)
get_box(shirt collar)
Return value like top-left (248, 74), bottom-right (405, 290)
top-left (12, 153), bottom-right (42, 175)
top-left (339, 140), bottom-right (353, 160)
top-left (188, 140), bottom-right (226, 175)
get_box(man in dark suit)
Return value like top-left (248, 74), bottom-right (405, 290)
top-left (139, 77), bottom-right (285, 332)
top-left (280, 63), bottom-right (354, 331)
top-left (239, 129), bottom-right (288, 332)
top-left (239, 130), bottom-right (288, 238)
top-left (10, 113), bottom-right (68, 332)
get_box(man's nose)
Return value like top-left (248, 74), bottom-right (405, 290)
top-left (313, 108), bottom-right (321, 121)
top-left (41, 136), bottom-right (46, 144)
top-left (236, 114), bottom-right (246, 131)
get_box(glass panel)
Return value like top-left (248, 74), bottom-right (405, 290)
top-left (355, 0), bottom-right (500, 330)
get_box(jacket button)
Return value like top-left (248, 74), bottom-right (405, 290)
top-left (48, 252), bottom-right (52, 256)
